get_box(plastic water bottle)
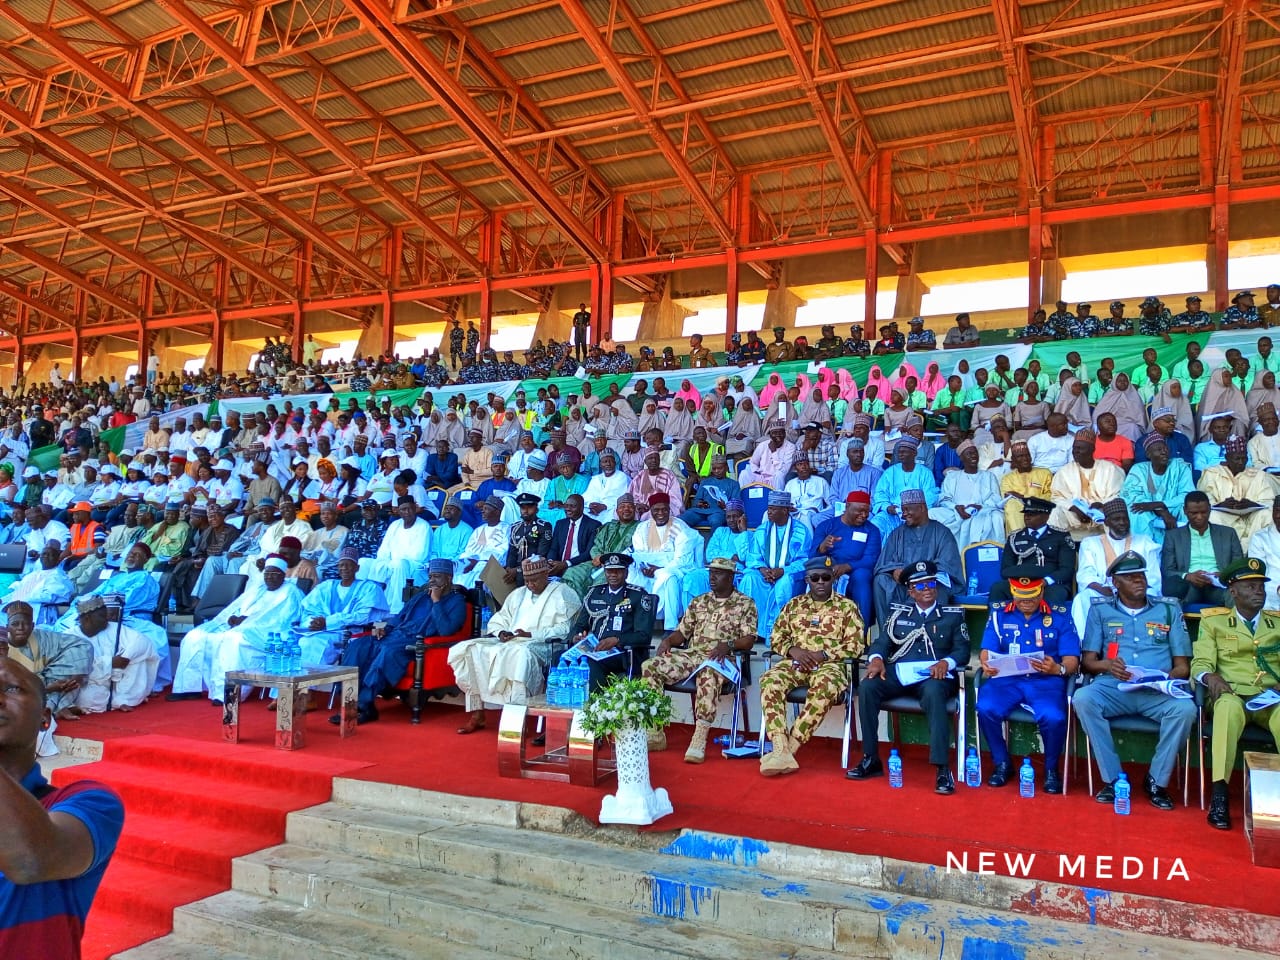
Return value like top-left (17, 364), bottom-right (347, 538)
top-left (1019, 757), bottom-right (1035, 798)
top-left (1114, 773), bottom-right (1131, 816)
top-left (168, 595), bottom-right (177, 617)
top-left (888, 749), bottom-right (903, 788)
top-left (964, 747), bottom-right (981, 788)
top-left (266, 633), bottom-right (281, 674)
top-left (480, 606), bottom-right (492, 633)
top-left (967, 572), bottom-right (979, 596)
top-left (576, 662), bottom-right (590, 707)
top-left (286, 635), bottom-right (302, 675)
top-left (547, 666), bottom-right (562, 706)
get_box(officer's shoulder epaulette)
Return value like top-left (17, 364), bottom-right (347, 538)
top-left (1050, 603), bottom-right (1069, 614)
top-left (1264, 608), bottom-right (1280, 618)
top-left (941, 605), bottom-right (965, 615)
top-left (888, 601), bottom-right (913, 612)
top-left (1195, 606), bottom-right (1232, 619)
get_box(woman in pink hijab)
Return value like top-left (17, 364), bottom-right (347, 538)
top-left (758, 372), bottom-right (786, 409)
top-left (920, 361), bottom-right (946, 401)
top-left (890, 361), bottom-right (920, 393)
top-left (674, 378), bottom-right (701, 411)
top-left (815, 365), bottom-right (836, 395)
top-left (836, 367), bottom-right (859, 400)
top-left (795, 371), bottom-right (813, 401)
top-left (863, 364), bottom-right (891, 401)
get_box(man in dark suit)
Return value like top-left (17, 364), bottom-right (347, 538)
top-left (548, 493), bottom-right (602, 580)
top-left (848, 560), bottom-right (972, 794)
top-left (989, 496), bottom-right (1076, 603)
top-left (1160, 491), bottom-right (1242, 607)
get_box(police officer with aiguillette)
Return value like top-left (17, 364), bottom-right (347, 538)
top-left (569, 553), bottom-right (656, 690)
top-left (990, 496), bottom-right (1076, 604)
top-left (848, 560), bottom-right (971, 794)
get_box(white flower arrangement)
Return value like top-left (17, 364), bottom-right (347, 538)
top-left (579, 676), bottom-right (674, 738)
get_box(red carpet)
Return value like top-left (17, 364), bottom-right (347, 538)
top-left (51, 728), bottom-right (372, 960)
top-left (58, 694), bottom-right (1278, 958)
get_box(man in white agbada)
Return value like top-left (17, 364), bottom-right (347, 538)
top-left (783, 453), bottom-right (830, 531)
top-left (453, 496), bottom-right (511, 591)
top-left (1070, 498), bottom-right (1163, 635)
top-left (299, 547), bottom-right (390, 663)
top-left (581, 450), bottom-right (630, 521)
top-left (627, 492), bottom-right (699, 629)
top-left (1, 541), bottom-right (76, 626)
top-left (168, 556), bottom-right (305, 702)
top-left (68, 595), bottom-right (159, 714)
top-left (237, 498), bottom-right (314, 588)
top-left (1048, 428), bottom-right (1124, 539)
top-left (929, 439), bottom-right (1006, 549)
top-left (449, 556), bottom-right (581, 734)
top-left (357, 496), bottom-right (431, 613)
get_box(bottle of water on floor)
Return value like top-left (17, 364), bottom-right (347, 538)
top-left (1019, 757), bottom-right (1035, 798)
top-left (1114, 773), bottom-right (1131, 815)
top-left (965, 747), bottom-right (981, 788)
top-left (888, 749), bottom-right (903, 788)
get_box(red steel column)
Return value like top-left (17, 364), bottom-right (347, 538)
top-left (598, 261), bottom-right (614, 342)
top-left (725, 252), bottom-right (739, 350)
top-left (211, 310), bottom-right (225, 374)
top-left (1029, 204), bottom-right (1043, 316)
top-left (863, 228), bottom-right (879, 338)
top-left (479, 277), bottom-right (492, 351)
top-left (1213, 183), bottom-right (1230, 312)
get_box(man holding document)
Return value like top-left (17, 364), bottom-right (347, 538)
top-left (1193, 557), bottom-right (1280, 830)
top-left (640, 557), bottom-right (757, 763)
top-left (849, 560), bottom-right (971, 794)
top-left (1075, 550), bottom-right (1196, 810)
top-left (568, 553), bottom-right (656, 692)
top-left (758, 555), bottom-right (866, 777)
top-left (976, 577), bottom-right (1079, 793)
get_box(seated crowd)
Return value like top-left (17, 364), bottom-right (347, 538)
top-left (3, 306), bottom-right (1280, 836)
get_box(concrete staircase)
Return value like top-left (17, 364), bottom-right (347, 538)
top-left (115, 779), bottom-right (1268, 960)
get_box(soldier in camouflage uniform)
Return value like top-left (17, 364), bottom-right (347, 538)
top-left (758, 555), bottom-right (866, 777)
top-left (641, 557), bottom-right (758, 763)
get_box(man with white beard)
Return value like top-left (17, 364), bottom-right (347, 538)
top-left (627, 492), bottom-right (698, 629)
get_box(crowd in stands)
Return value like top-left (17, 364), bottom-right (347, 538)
top-left (3, 289), bottom-right (1280, 830)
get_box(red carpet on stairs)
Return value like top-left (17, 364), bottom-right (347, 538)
top-left (50, 732), bottom-right (372, 960)
top-left (57, 693), bottom-right (1280, 959)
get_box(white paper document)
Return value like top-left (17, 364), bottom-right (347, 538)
top-left (685, 657), bottom-right (740, 685)
top-left (1118, 666), bottom-right (1192, 699)
top-left (1246, 689), bottom-right (1280, 711)
top-left (894, 660), bottom-right (936, 685)
top-left (985, 650), bottom-right (1044, 677)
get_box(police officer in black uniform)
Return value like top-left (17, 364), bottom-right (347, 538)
top-left (503, 493), bottom-right (553, 586)
top-left (990, 496), bottom-right (1076, 603)
top-left (848, 560), bottom-right (972, 794)
top-left (570, 553), bottom-right (656, 690)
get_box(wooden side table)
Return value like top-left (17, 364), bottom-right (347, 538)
top-left (497, 697), bottom-right (615, 786)
top-left (223, 666), bottom-right (358, 750)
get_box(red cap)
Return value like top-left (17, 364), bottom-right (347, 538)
top-left (845, 491), bottom-right (871, 505)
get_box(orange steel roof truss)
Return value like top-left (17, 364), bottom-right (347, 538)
top-left (0, 0), bottom-right (1276, 340)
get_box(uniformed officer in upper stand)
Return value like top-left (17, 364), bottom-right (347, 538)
top-left (990, 496), bottom-right (1076, 604)
top-left (848, 560), bottom-right (972, 794)
top-left (1192, 557), bottom-right (1280, 830)
top-left (569, 553), bottom-right (656, 692)
top-left (1074, 550), bottom-right (1196, 810)
top-left (977, 576), bottom-right (1080, 793)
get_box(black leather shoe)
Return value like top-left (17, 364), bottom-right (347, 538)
top-left (935, 768), bottom-right (956, 795)
top-left (1148, 784), bottom-right (1175, 811)
top-left (1207, 788), bottom-right (1231, 830)
top-left (164, 691), bottom-right (202, 701)
top-left (987, 761), bottom-right (1015, 787)
top-left (1044, 770), bottom-right (1064, 795)
top-left (846, 756), bottom-right (883, 780)
top-left (329, 706), bottom-right (378, 725)
top-left (1095, 781), bottom-right (1116, 804)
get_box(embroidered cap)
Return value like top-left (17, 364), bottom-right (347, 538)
top-left (1008, 577), bottom-right (1045, 600)
top-left (899, 488), bottom-right (926, 507)
top-left (428, 558), bottom-right (454, 575)
top-left (767, 491), bottom-right (793, 508)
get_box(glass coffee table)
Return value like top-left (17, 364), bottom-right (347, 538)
top-left (223, 665), bottom-right (359, 751)
top-left (497, 697), bottom-right (615, 786)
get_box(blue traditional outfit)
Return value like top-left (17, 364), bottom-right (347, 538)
top-left (294, 569), bottom-right (390, 664)
top-left (1119, 434), bottom-right (1195, 545)
top-left (739, 491), bottom-right (812, 639)
top-left (870, 438), bottom-right (939, 538)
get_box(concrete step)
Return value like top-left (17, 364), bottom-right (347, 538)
top-left (113, 938), bottom-right (257, 960)
top-left (172, 890), bottom-right (530, 960)
top-left (233, 842), bottom-right (841, 960)
top-left (284, 792), bottom-right (1262, 960)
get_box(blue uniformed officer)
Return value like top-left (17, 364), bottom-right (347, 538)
top-left (1075, 549), bottom-right (1197, 810)
top-left (569, 553), bottom-right (656, 691)
top-left (977, 576), bottom-right (1080, 793)
top-left (848, 560), bottom-right (971, 794)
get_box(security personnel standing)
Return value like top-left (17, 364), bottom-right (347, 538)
top-left (1075, 550), bottom-right (1196, 810)
top-left (570, 553), bottom-right (656, 691)
top-left (849, 560), bottom-right (971, 794)
top-left (504, 492), bottom-right (553, 585)
top-left (1192, 557), bottom-right (1280, 830)
top-left (991, 497), bottom-right (1076, 603)
top-left (977, 577), bottom-right (1080, 793)
top-left (765, 326), bottom-right (793, 363)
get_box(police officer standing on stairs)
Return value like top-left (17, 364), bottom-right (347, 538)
top-left (977, 577), bottom-right (1079, 794)
top-left (1193, 557), bottom-right (1280, 830)
top-left (848, 560), bottom-right (971, 794)
top-left (1074, 550), bottom-right (1196, 811)
top-left (569, 553), bottom-right (656, 693)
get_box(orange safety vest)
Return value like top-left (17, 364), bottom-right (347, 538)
top-left (69, 520), bottom-right (102, 557)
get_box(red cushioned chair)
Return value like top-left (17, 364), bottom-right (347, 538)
top-left (394, 602), bottom-right (474, 723)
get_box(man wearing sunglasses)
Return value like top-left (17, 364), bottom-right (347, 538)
top-left (850, 560), bottom-right (971, 794)
top-left (759, 556), bottom-right (866, 776)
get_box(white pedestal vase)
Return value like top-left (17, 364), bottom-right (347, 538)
top-left (599, 724), bottom-right (673, 826)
